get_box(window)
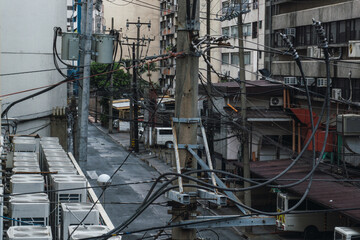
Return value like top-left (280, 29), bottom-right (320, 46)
top-left (244, 52), bottom-right (251, 65)
top-left (222, 1), bottom-right (229, 14)
top-left (259, 20), bottom-right (262, 29)
top-left (252, 21), bottom-right (258, 38)
top-left (222, 53), bottom-right (229, 64)
top-left (243, 23), bottom-right (251, 36)
top-left (231, 26), bottom-right (238, 38)
top-left (231, 53), bottom-right (239, 65)
top-left (222, 27), bottom-right (230, 37)
top-left (253, 0), bottom-right (258, 9)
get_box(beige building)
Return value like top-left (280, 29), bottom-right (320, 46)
top-left (103, 0), bottom-right (161, 83)
top-left (220, 0), bottom-right (266, 81)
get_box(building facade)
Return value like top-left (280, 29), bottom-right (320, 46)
top-left (220, 0), bottom-right (266, 81)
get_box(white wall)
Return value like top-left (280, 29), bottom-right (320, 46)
top-left (0, 0), bottom-right (67, 135)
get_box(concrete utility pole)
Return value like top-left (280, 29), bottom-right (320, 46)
top-left (237, 0), bottom-right (251, 207)
top-left (126, 17), bottom-right (152, 152)
top-left (76, 0), bottom-right (93, 162)
top-left (206, 0), bottom-right (215, 168)
top-left (108, 18), bottom-right (114, 134)
top-left (172, 0), bottom-right (199, 239)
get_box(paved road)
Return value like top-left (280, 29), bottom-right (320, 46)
top-left (81, 123), bottom-right (294, 239)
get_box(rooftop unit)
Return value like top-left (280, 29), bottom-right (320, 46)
top-left (50, 175), bottom-right (87, 238)
top-left (7, 226), bottom-right (52, 240)
top-left (284, 77), bottom-right (297, 85)
top-left (12, 166), bottom-right (41, 174)
top-left (49, 166), bottom-right (77, 175)
top-left (337, 114), bottom-right (360, 135)
top-left (43, 156), bottom-right (71, 171)
top-left (68, 225), bottom-right (118, 240)
top-left (61, 203), bottom-right (99, 240)
top-left (10, 174), bottom-right (44, 194)
top-left (13, 138), bottom-right (37, 152)
top-left (10, 194), bottom-right (50, 226)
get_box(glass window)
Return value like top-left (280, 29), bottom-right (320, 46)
top-left (222, 27), bottom-right (230, 37)
top-left (252, 22), bottom-right (258, 38)
top-left (330, 22), bottom-right (337, 43)
top-left (253, 0), bottom-right (258, 9)
top-left (231, 26), bottom-right (238, 38)
top-left (222, 53), bottom-right (229, 64)
top-left (243, 23), bottom-right (251, 37)
top-left (222, 1), bottom-right (229, 14)
top-left (339, 20), bottom-right (346, 43)
top-left (231, 53), bottom-right (239, 65)
top-left (244, 52), bottom-right (250, 65)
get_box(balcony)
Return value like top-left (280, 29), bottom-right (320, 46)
top-left (161, 26), bottom-right (176, 36)
top-left (161, 5), bottom-right (177, 16)
top-left (161, 67), bottom-right (176, 76)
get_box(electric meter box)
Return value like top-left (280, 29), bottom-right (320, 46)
top-left (61, 203), bottom-right (99, 240)
top-left (7, 226), bottom-right (52, 240)
top-left (93, 34), bottom-right (114, 64)
top-left (10, 193), bottom-right (50, 226)
top-left (61, 32), bottom-right (79, 60)
top-left (10, 174), bottom-right (45, 194)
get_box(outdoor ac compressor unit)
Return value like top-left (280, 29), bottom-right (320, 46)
top-left (7, 226), bottom-right (52, 240)
top-left (299, 77), bottom-right (315, 86)
top-left (61, 203), bottom-right (99, 240)
top-left (269, 97), bottom-right (283, 107)
top-left (13, 138), bottom-right (37, 152)
top-left (10, 193), bottom-right (50, 226)
top-left (284, 77), bottom-right (297, 85)
top-left (68, 225), bottom-right (122, 240)
top-left (337, 114), bottom-right (360, 135)
top-left (12, 166), bottom-right (41, 174)
top-left (10, 174), bottom-right (44, 194)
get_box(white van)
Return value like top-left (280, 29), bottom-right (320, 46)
top-left (276, 192), bottom-right (339, 239)
top-left (334, 227), bottom-right (360, 240)
top-left (154, 127), bottom-right (173, 148)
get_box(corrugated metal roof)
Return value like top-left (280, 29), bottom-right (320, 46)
top-left (249, 160), bottom-right (360, 222)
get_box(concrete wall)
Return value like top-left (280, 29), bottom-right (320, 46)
top-left (0, 0), bottom-right (67, 135)
top-left (103, 0), bottom-right (161, 83)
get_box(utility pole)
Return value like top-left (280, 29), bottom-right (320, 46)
top-left (206, 0), bottom-right (215, 168)
top-left (108, 18), bottom-right (114, 134)
top-left (172, 0), bottom-right (199, 239)
top-left (126, 17), bottom-right (152, 152)
top-left (76, 0), bottom-right (93, 162)
top-left (237, 0), bottom-right (251, 207)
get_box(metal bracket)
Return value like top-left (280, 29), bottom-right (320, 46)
top-left (179, 215), bottom-right (276, 229)
top-left (175, 144), bottom-right (202, 149)
top-left (197, 189), bottom-right (226, 206)
top-left (172, 118), bottom-right (201, 123)
top-left (165, 190), bottom-right (190, 205)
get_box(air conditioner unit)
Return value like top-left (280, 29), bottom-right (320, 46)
top-left (332, 88), bottom-right (342, 100)
top-left (12, 166), bottom-right (41, 174)
top-left (49, 167), bottom-right (77, 175)
top-left (307, 46), bottom-right (323, 58)
top-left (13, 138), bottom-right (37, 152)
top-left (348, 40), bottom-right (360, 57)
top-left (7, 226), bottom-right (52, 240)
top-left (169, 88), bottom-right (175, 96)
top-left (10, 174), bottom-right (45, 194)
top-left (284, 77), bottom-right (297, 85)
top-left (270, 97), bottom-right (284, 107)
top-left (68, 225), bottom-right (117, 240)
top-left (317, 78), bottom-right (332, 87)
top-left (299, 77), bottom-right (315, 86)
top-left (13, 161), bottom-right (39, 168)
top-left (284, 28), bottom-right (296, 37)
top-left (40, 137), bottom-right (59, 143)
top-left (10, 193), bottom-right (50, 226)
top-left (61, 203), bottom-right (99, 240)
top-left (50, 175), bottom-right (87, 239)
top-left (336, 114), bottom-right (360, 135)
top-left (44, 156), bottom-right (71, 171)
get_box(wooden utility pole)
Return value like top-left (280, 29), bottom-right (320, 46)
top-left (76, 0), bottom-right (93, 162)
top-left (206, 0), bottom-right (215, 168)
top-left (237, 0), bottom-right (251, 207)
top-left (172, 0), bottom-right (199, 239)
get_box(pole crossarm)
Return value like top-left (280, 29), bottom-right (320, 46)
top-left (179, 215), bottom-right (275, 229)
